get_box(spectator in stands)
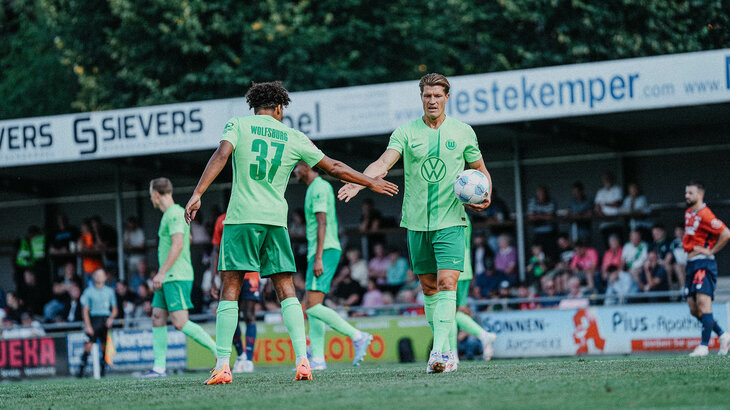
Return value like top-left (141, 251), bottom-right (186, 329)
top-left (330, 266), bottom-right (365, 307)
top-left (475, 268), bottom-right (502, 299)
top-left (346, 248), bottom-right (369, 288)
top-left (115, 281), bottom-right (137, 319)
top-left (570, 240), bottom-right (599, 290)
top-left (639, 250), bottom-right (669, 293)
top-left (594, 171), bottom-right (623, 244)
top-left (471, 234), bottom-right (494, 277)
top-left (517, 285), bottom-right (539, 310)
top-left (62, 284), bottom-right (83, 323)
top-left (621, 182), bottom-right (652, 236)
top-left (133, 283), bottom-right (153, 318)
top-left (470, 188), bottom-right (510, 252)
top-left (190, 212), bottom-right (210, 245)
top-left (89, 215), bottom-right (116, 249)
top-left (43, 262), bottom-right (80, 322)
top-left (359, 198), bottom-right (382, 233)
top-left (650, 223), bottom-right (673, 275)
top-left (545, 233), bottom-right (574, 293)
top-left (526, 243), bottom-right (547, 283)
top-left (538, 276), bottom-right (560, 308)
top-left (598, 234), bottom-right (623, 293)
top-left (362, 279), bottom-right (384, 307)
top-left (123, 217), bottom-right (146, 275)
top-left (15, 225), bottom-right (45, 272)
top-left (565, 277), bottom-right (584, 299)
top-left (129, 259), bottom-right (151, 293)
top-left (495, 234), bottom-right (517, 284)
top-left (17, 269), bottom-right (48, 317)
top-left (49, 214), bottom-right (78, 266)
top-left (368, 243), bottom-right (390, 286)
top-left (669, 224), bottom-right (687, 290)
top-left (604, 265), bottom-right (638, 305)
top-left (622, 230), bottom-right (648, 282)
top-left (385, 247), bottom-right (409, 291)
top-left (568, 181), bottom-right (593, 241)
top-left (527, 185), bottom-right (557, 257)
top-left (4, 292), bottom-right (24, 323)
top-left (78, 220), bottom-right (103, 276)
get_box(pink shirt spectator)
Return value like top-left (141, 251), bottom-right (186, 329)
top-left (362, 288), bottom-right (384, 307)
top-left (601, 248), bottom-right (622, 273)
top-left (570, 248), bottom-right (598, 271)
top-left (495, 247), bottom-right (517, 274)
top-left (368, 256), bottom-right (390, 276)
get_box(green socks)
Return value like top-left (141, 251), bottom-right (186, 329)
top-left (281, 297), bottom-right (307, 358)
top-left (423, 294), bottom-right (439, 334)
top-left (433, 291), bottom-right (456, 353)
top-left (307, 304), bottom-right (360, 339)
top-left (181, 320), bottom-right (216, 356)
top-left (216, 300), bottom-right (239, 359)
top-left (152, 326), bottom-right (167, 371)
top-left (449, 319), bottom-right (458, 352)
top-left (456, 311), bottom-right (485, 337)
top-left (308, 315), bottom-right (326, 359)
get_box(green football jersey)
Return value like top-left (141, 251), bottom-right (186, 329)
top-left (387, 116), bottom-right (482, 231)
top-left (461, 217), bottom-right (473, 281)
top-left (304, 176), bottom-right (342, 259)
top-left (222, 115), bottom-right (325, 227)
top-left (158, 203), bottom-right (193, 282)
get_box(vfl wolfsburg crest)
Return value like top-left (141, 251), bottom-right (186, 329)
top-left (445, 139), bottom-right (456, 150)
top-left (420, 157), bottom-right (447, 183)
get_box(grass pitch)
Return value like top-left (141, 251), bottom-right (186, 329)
top-left (2, 355), bottom-right (730, 409)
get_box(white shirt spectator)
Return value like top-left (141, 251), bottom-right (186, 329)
top-left (190, 219), bottom-right (210, 244)
top-left (622, 241), bottom-right (648, 270)
top-left (350, 260), bottom-right (369, 288)
top-left (124, 227), bottom-right (145, 248)
top-left (595, 185), bottom-right (623, 216)
top-left (605, 270), bottom-right (639, 305)
top-left (621, 195), bottom-right (650, 214)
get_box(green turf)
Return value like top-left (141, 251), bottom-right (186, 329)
top-left (2, 355), bottom-right (730, 409)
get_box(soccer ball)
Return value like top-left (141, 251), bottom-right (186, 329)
top-left (453, 169), bottom-right (490, 204)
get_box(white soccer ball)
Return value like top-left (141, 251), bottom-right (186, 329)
top-left (453, 169), bottom-right (490, 204)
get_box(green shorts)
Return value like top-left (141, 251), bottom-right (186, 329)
top-left (456, 279), bottom-right (470, 307)
top-left (152, 280), bottom-right (193, 312)
top-left (305, 249), bottom-right (342, 294)
top-left (219, 224), bottom-right (296, 276)
top-left (407, 226), bottom-right (466, 275)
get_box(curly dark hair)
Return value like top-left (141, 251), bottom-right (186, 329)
top-left (245, 81), bottom-right (291, 111)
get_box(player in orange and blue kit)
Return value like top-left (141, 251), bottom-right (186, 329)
top-left (683, 181), bottom-right (730, 357)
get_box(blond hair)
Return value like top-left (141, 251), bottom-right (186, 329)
top-left (419, 73), bottom-right (450, 94)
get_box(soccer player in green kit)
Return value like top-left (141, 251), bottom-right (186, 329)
top-left (138, 177), bottom-right (217, 379)
top-left (293, 161), bottom-right (373, 370)
top-left (340, 73), bottom-right (492, 374)
top-left (185, 82), bottom-right (398, 384)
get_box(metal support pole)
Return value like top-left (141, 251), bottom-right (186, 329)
top-left (512, 136), bottom-right (527, 283)
top-left (115, 165), bottom-right (125, 281)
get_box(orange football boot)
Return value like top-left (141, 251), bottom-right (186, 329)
top-left (294, 357), bottom-right (313, 381)
top-left (204, 363), bottom-right (232, 385)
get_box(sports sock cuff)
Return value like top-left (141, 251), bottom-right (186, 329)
top-left (306, 303), bottom-right (325, 314)
top-left (439, 290), bottom-right (457, 301)
top-left (281, 297), bottom-right (301, 310)
top-left (423, 294), bottom-right (439, 305)
top-left (217, 300), bottom-right (239, 312)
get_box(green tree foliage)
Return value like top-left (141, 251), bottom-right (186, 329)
top-left (1, 0), bottom-right (728, 119)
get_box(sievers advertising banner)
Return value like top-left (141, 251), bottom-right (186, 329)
top-left (67, 327), bottom-right (187, 375)
top-left (186, 316), bottom-right (433, 369)
top-left (2, 49), bottom-right (729, 168)
top-left (480, 302), bottom-right (729, 358)
top-left (0, 336), bottom-right (68, 379)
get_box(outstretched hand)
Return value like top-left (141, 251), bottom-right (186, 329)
top-left (368, 176), bottom-right (399, 196)
top-left (338, 183), bottom-right (365, 202)
top-left (185, 194), bottom-right (201, 224)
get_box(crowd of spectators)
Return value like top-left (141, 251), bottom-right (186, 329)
top-left (0, 171), bottom-right (693, 332)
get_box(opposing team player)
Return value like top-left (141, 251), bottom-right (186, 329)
top-left (293, 161), bottom-right (373, 370)
top-left (339, 73), bottom-right (491, 373)
top-left (683, 181), bottom-right (730, 357)
top-left (138, 177), bottom-right (217, 378)
top-left (185, 81), bottom-right (398, 384)
top-left (447, 219), bottom-right (497, 369)
top-left (211, 211), bottom-right (259, 373)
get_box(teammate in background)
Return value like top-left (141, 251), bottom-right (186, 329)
top-left (184, 81), bottom-right (398, 384)
top-left (339, 73), bottom-right (491, 374)
top-left (78, 268), bottom-right (117, 377)
top-left (293, 161), bottom-right (373, 370)
top-left (683, 181), bottom-right (730, 357)
top-left (448, 218), bottom-right (497, 369)
top-left (138, 178), bottom-right (217, 378)
top-left (211, 212), bottom-right (259, 373)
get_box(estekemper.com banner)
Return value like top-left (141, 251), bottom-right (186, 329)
top-left (1, 49), bottom-right (729, 168)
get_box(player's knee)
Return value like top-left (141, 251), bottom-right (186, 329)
top-left (437, 277), bottom-right (457, 291)
top-left (172, 319), bottom-right (186, 331)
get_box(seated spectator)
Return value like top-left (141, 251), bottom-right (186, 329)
top-left (621, 182), bottom-right (652, 235)
top-left (565, 276), bottom-right (584, 299)
top-left (569, 240), bottom-right (599, 290)
top-left (4, 292), bottom-right (24, 323)
top-left (330, 266), bottom-right (365, 307)
top-left (669, 224), bottom-right (687, 290)
top-left (62, 284), bottom-right (83, 323)
top-left (559, 277), bottom-right (590, 309)
top-left (78, 220), bottom-right (103, 276)
top-left (568, 181), bottom-right (593, 241)
top-left (622, 230), bottom-right (648, 282)
top-left (495, 234), bottom-right (517, 283)
top-left (359, 199), bottom-right (385, 256)
top-left (346, 248), bottom-right (369, 288)
top-left (545, 233), bottom-right (575, 291)
top-left (89, 215), bottom-right (117, 249)
top-left (49, 214), bottom-right (78, 266)
top-left (115, 281), bottom-right (138, 319)
top-left (517, 285), bottom-right (539, 310)
top-left (639, 251), bottom-right (669, 293)
top-left (400, 269), bottom-right (420, 292)
top-left (43, 262), bottom-right (80, 322)
top-left (538, 276), bottom-right (560, 308)
top-left (368, 243), bottom-right (390, 285)
top-left (17, 269), bottom-right (48, 317)
top-left (594, 171), bottom-right (623, 245)
top-left (471, 234), bottom-right (494, 277)
top-left (129, 259), bottom-right (151, 293)
top-left (16, 225), bottom-right (45, 271)
top-left (385, 247), bottom-right (409, 290)
top-left (650, 223), bottom-right (674, 287)
top-left (604, 265), bottom-right (639, 305)
top-left (361, 279), bottom-right (384, 307)
top-left (526, 243), bottom-right (548, 283)
top-left (476, 188), bottom-right (511, 253)
top-left (123, 217), bottom-right (146, 274)
top-left (475, 269), bottom-right (502, 299)
top-left (601, 234), bottom-right (623, 275)
top-left (527, 185), bottom-right (557, 257)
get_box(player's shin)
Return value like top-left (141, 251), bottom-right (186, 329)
top-left (245, 323), bottom-right (257, 359)
top-left (308, 315), bottom-right (326, 360)
top-left (307, 303), bottom-right (360, 340)
top-left (152, 326), bottom-right (168, 372)
top-left (281, 297), bottom-right (307, 361)
top-left (433, 291), bottom-right (456, 353)
top-left (423, 294), bottom-right (439, 335)
top-left (701, 313), bottom-right (716, 346)
top-left (215, 301), bottom-right (239, 370)
top-left (449, 319), bottom-right (458, 353)
top-left (456, 311), bottom-right (485, 337)
top-left (181, 320), bottom-right (217, 355)
top-left (233, 325), bottom-right (244, 357)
